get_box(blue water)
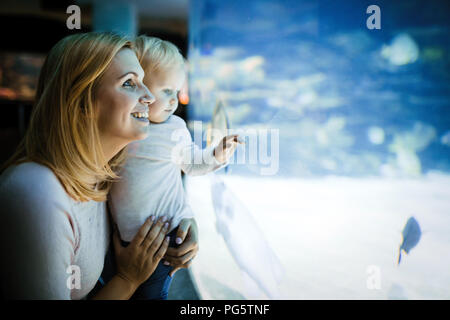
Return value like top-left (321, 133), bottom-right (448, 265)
top-left (188, 0), bottom-right (450, 177)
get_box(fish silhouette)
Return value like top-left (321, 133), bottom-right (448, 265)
top-left (208, 99), bottom-right (232, 174)
top-left (441, 130), bottom-right (450, 147)
top-left (398, 217), bottom-right (421, 265)
top-left (209, 173), bottom-right (284, 298)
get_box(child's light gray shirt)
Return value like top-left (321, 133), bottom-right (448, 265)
top-left (109, 115), bottom-right (225, 241)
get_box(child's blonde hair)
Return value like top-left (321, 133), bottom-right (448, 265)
top-left (134, 35), bottom-right (185, 77)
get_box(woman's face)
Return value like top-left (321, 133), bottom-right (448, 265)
top-left (96, 48), bottom-right (154, 153)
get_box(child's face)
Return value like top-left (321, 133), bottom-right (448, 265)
top-left (145, 66), bottom-right (185, 123)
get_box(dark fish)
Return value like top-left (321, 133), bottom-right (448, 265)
top-left (398, 217), bottom-right (421, 265)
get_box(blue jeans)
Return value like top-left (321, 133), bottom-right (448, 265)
top-left (95, 227), bottom-right (179, 300)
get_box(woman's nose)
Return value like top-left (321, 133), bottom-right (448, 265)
top-left (140, 86), bottom-right (155, 106)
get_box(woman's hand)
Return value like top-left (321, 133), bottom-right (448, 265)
top-left (163, 218), bottom-right (199, 277)
top-left (114, 215), bottom-right (171, 288)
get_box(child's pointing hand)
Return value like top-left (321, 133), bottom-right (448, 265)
top-left (213, 134), bottom-right (244, 164)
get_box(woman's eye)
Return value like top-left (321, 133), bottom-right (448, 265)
top-left (164, 89), bottom-right (173, 95)
top-left (123, 79), bottom-right (136, 88)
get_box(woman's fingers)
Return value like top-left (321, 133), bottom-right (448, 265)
top-left (166, 238), bottom-right (196, 258)
top-left (165, 249), bottom-right (197, 266)
top-left (152, 236), bottom-right (170, 263)
top-left (163, 218), bottom-right (199, 275)
top-left (168, 265), bottom-right (182, 277)
top-left (166, 224), bottom-right (197, 257)
top-left (129, 216), bottom-right (155, 247)
top-left (167, 258), bottom-right (194, 277)
top-left (165, 235), bottom-right (198, 263)
top-left (142, 217), bottom-right (169, 251)
top-left (166, 220), bottom-right (198, 258)
top-left (174, 219), bottom-right (190, 245)
top-left (113, 216), bottom-right (172, 287)
top-left (144, 220), bottom-right (169, 254)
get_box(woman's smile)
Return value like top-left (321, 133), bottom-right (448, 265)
top-left (131, 111), bottom-right (150, 122)
top-left (96, 48), bottom-right (153, 146)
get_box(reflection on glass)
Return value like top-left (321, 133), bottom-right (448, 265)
top-left (206, 100), bottom-right (230, 148)
top-left (0, 52), bottom-right (44, 101)
top-left (186, 0), bottom-right (450, 299)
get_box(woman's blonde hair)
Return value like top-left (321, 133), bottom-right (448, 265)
top-left (1, 32), bottom-right (133, 202)
top-left (134, 35), bottom-right (185, 77)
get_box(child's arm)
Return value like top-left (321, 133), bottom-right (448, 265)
top-left (177, 134), bottom-right (242, 176)
top-left (213, 134), bottom-right (243, 164)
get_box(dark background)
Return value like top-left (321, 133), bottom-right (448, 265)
top-left (0, 0), bottom-right (189, 165)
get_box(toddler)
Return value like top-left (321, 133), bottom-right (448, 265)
top-left (108, 36), bottom-right (240, 299)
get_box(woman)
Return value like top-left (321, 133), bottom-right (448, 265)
top-left (0, 32), bottom-right (197, 300)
